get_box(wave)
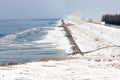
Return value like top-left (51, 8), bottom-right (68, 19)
top-left (0, 13), bottom-right (83, 53)
top-left (0, 24), bottom-right (72, 54)
top-left (0, 17), bottom-right (77, 64)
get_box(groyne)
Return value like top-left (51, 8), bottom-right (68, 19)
top-left (59, 24), bottom-right (83, 56)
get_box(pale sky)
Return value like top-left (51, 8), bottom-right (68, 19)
top-left (0, 0), bottom-right (120, 19)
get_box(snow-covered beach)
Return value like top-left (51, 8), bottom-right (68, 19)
top-left (0, 16), bottom-right (120, 80)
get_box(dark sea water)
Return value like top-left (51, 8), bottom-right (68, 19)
top-left (0, 19), bottom-right (57, 35)
top-left (0, 19), bottom-right (71, 64)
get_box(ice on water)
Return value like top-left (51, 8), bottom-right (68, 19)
top-left (0, 20), bottom-right (72, 64)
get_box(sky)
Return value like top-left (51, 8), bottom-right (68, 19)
top-left (0, 0), bottom-right (120, 19)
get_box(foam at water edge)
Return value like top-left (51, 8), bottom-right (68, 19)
top-left (0, 20), bottom-right (73, 55)
top-left (33, 26), bottom-right (73, 54)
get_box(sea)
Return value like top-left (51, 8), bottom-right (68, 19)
top-left (0, 19), bottom-right (72, 64)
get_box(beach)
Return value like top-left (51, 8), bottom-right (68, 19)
top-left (0, 18), bottom-right (120, 80)
top-left (0, 54), bottom-right (120, 80)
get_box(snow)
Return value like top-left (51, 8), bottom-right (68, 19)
top-left (0, 56), bottom-right (120, 80)
top-left (0, 18), bottom-right (120, 80)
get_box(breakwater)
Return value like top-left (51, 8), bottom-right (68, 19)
top-left (60, 24), bottom-right (83, 56)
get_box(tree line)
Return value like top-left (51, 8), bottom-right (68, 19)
top-left (101, 14), bottom-right (120, 25)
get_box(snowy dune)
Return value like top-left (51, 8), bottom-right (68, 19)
top-left (0, 20), bottom-right (120, 80)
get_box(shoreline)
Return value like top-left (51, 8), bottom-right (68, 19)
top-left (0, 21), bottom-right (120, 80)
top-left (0, 23), bottom-right (81, 67)
top-left (0, 56), bottom-right (78, 67)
